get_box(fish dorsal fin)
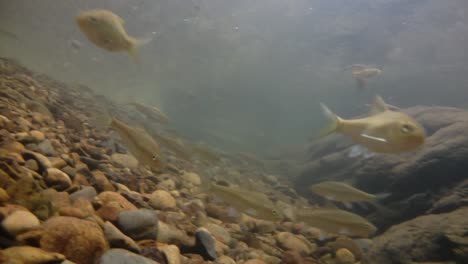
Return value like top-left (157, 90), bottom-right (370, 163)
top-left (370, 95), bottom-right (389, 115)
top-left (116, 15), bottom-right (125, 26)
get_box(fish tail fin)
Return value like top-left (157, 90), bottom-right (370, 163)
top-left (128, 37), bottom-right (153, 64)
top-left (375, 192), bottom-right (391, 201)
top-left (318, 103), bottom-right (342, 138)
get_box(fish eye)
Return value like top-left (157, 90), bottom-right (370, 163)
top-left (152, 154), bottom-right (158, 160)
top-left (272, 209), bottom-right (278, 216)
top-left (401, 124), bottom-right (413, 134)
top-left (89, 17), bottom-right (98, 23)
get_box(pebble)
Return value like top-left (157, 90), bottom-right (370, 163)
top-left (149, 190), bottom-right (177, 210)
top-left (45, 168), bottom-right (72, 190)
top-left (276, 232), bottom-right (314, 255)
top-left (0, 187), bottom-right (10, 203)
top-left (1, 210), bottom-right (40, 236)
top-left (22, 150), bottom-right (52, 173)
top-left (2, 140), bottom-right (25, 153)
top-left (30, 130), bottom-right (46, 142)
top-left (102, 221), bottom-right (141, 253)
top-left (204, 222), bottom-right (231, 244)
top-left (70, 186), bottom-right (98, 202)
top-left (335, 248), bottom-right (355, 264)
top-left (95, 191), bottom-right (138, 212)
top-left (25, 159), bottom-right (39, 171)
top-left (157, 221), bottom-right (192, 246)
top-left (111, 153), bottom-right (139, 169)
top-left (182, 171), bottom-right (201, 186)
top-left (91, 170), bottom-right (115, 192)
top-left (157, 179), bottom-right (176, 191)
top-left (17, 117), bottom-right (32, 131)
top-left (194, 227), bottom-right (217, 261)
top-left (20, 216), bottom-right (109, 264)
top-left (117, 209), bottom-right (159, 240)
top-left (100, 248), bottom-right (159, 264)
top-left (216, 255), bottom-right (236, 264)
top-left (37, 139), bottom-right (57, 156)
top-left (244, 259), bottom-right (266, 264)
top-left (0, 246), bottom-right (66, 264)
top-left (160, 244), bottom-right (182, 264)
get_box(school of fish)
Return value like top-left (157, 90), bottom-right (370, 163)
top-left (70, 6), bottom-right (433, 245)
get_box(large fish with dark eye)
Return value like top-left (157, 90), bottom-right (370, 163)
top-left (294, 207), bottom-right (377, 238)
top-left (110, 118), bottom-right (163, 169)
top-left (76, 9), bottom-right (152, 63)
top-left (318, 96), bottom-right (426, 154)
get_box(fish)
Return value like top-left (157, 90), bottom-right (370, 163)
top-left (309, 181), bottom-right (390, 205)
top-left (76, 9), bottom-right (152, 63)
top-left (294, 207), bottom-right (377, 238)
top-left (203, 182), bottom-right (283, 222)
top-left (318, 95), bottom-right (426, 153)
top-left (189, 143), bottom-right (222, 164)
top-left (347, 64), bottom-right (382, 90)
top-left (129, 102), bottom-right (169, 124)
top-left (69, 39), bottom-right (83, 52)
top-left (110, 118), bottom-right (164, 169)
top-left (0, 29), bottom-right (19, 41)
top-left (145, 129), bottom-right (192, 162)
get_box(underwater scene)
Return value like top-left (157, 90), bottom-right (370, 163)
top-left (0, 0), bottom-right (467, 263)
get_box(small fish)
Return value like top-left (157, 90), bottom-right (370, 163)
top-left (145, 129), bottom-right (192, 162)
top-left (309, 181), bottom-right (390, 203)
top-left (76, 9), bottom-right (152, 63)
top-left (0, 29), bottom-right (19, 41)
top-left (347, 64), bottom-right (382, 90)
top-left (294, 207), bottom-right (377, 238)
top-left (129, 102), bottom-right (169, 124)
top-left (204, 182), bottom-right (283, 222)
top-left (318, 96), bottom-right (426, 153)
top-left (69, 39), bottom-right (83, 52)
top-left (110, 118), bottom-right (163, 169)
top-left (190, 143), bottom-right (222, 164)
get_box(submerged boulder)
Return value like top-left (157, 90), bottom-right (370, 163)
top-left (295, 106), bottom-right (468, 228)
top-left (366, 206), bottom-right (468, 264)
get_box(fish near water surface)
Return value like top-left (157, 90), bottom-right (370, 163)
top-left (294, 207), bottom-right (377, 238)
top-left (110, 118), bottom-right (163, 169)
top-left (205, 182), bottom-right (283, 222)
top-left (76, 9), bottom-right (152, 63)
top-left (319, 96), bottom-right (426, 153)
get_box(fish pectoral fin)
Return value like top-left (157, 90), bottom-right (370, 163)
top-left (245, 208), bottom-right (259, 216)
top-left (338, 227), bottom-right (351, 235)
top-left (348, 145), bottom-right (374, 159)
top-left (360, 133), bottom-right (388, 143)
top-left (348, 145), bottom-right (364, 158)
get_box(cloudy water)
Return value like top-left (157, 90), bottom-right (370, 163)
top-left (1, 0), bottom-right (468, 263)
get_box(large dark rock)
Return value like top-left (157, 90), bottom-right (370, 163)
top-left (365, 206), bottom-right (468, 264)
top-left (295, 106), bottom-right (468, 228)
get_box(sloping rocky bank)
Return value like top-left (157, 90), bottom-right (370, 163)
top-left (0, 57), bottom-right (375, 264)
